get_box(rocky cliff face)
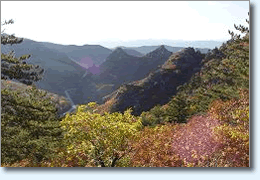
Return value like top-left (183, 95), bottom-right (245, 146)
top-left (104, 47), bottom-right (204, 115)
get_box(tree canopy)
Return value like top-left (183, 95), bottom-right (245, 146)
top-left (60, 103), bottom-right (142, 167)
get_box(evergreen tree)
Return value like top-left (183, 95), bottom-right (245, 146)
top-left (1, 20), bottom-right (63, 165)
top-left (1, 19), bottom-right (44, 85)
top-left (1, 85), bottom-right (63, 164)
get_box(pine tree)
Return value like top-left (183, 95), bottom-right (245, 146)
top-left (1, 19), bottom-right (44, 85)
top-left (1, 84), bottom-right (63, 164)
top-left (1, 20), bottom-right (63, 165)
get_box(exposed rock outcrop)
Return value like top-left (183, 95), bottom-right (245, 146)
top-left (105, 47), bottom-right (204, 115)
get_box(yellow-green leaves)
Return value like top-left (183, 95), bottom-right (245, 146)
top-left (87, 102), bottom-right (97, 108)
top-left (61, 103), bottom-right (142, 167)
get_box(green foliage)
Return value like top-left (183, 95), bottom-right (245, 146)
top-left (60, 102), bottom-right (142, 167)
top-left (1, 84), bottom-right (63, 164)
top-left (143, 17), bottom-right (249, 125)
top-left (1, 19), bottom-right (44, 85)
top-left (141, 105), bottom-right (167, 126)
top-left (1, 17), bottom-right (249, 167)
top-left (1, 20), bottom-right (62, 165)
top-left (141, 92), bottom-right (191, 126)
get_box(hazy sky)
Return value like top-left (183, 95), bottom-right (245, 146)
top-left (1, 1), bottom-right (249, 47)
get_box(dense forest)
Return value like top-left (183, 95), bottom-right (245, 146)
top-left (1, 16), bottom-right (249, 167)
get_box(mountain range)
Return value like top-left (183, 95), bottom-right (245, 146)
top-left (102, 47), bottom-right (204, 115)
top-left (98, 39), bottom-right (224, 49)
top-left (40, 42), bottom-right (113, 67)
top-left (1, 37), bottom-right (212, 107)
top-left (1, 39), bottom-right (87, 96)
top-left (113, 45), bottom-right (209, 55)
top-left (98, 45), bottom-right (172, 86)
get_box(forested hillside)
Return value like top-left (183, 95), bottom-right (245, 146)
top-left (1, 17), bottom-right (249, 167)
top-left (104, 47), bottom-right (204, 116)
top-left (1, 36), bottom-right (210, 106)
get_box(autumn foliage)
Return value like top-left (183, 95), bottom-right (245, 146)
top-left (59, 103), bottom-right (142, 167)
top-left (130, 124), bottom-right (184, 167)
top-left (208, 89), bottom-right (249, 167)
top-left (1, 16), bottom-right (249, 167)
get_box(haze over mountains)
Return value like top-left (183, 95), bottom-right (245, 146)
top-left (97, 39), bottom-right (224, 50)
top-left (113, 45), bottom-right (209, 55)
top-left (41, 42), bottom-right (113, 67)
top-left (1, 37), bottom-right (217, 107)
top-left (1, 38), bottom-right (86, 96)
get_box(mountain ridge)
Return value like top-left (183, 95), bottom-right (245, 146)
top-left (98, 45), bottom-right (173, 86)
top-left (101, 47), bottom-right (204, 115)
top-left (1, 36), bottom-right (211, 106)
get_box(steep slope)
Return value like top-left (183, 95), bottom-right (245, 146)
top-left (98, 47), bottom-right (139, 84)
top-left (134, 45), bottom-right (173, 79)
top-left (122, 48), bottom-right (144, 57)
top-left (102, 47), bottom-right (203, 115)
top-left (98, 45), bottom-right (172, 86)
top-left (110, 47), bottom-right (144, 57)
top-left (1, 37), bottom-right (113, 70)
top-left (41, 42), bottom-right (112, 66)
top-left (1, 38), bottom-right (87, 96)
top-left (129, 45), bottom-right (183, 55)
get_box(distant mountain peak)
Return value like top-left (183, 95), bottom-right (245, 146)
top-left (114, 47), bottom-right (125, 52)
top-left (105, 47), bottom-right (132, 63)
top-left (159, 45), bottom-right (166, 49)
top-left (145, 45), bottom-right (172, 58)
top-left (179, 47), bottom-right (197, 55)
top-left (110, 47), bottom-right (130, 57)
top-left (157, 45), bottom-right (169, 52)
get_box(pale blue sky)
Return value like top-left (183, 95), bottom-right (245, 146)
top-left (1, 1), bottom-right (249, 47)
